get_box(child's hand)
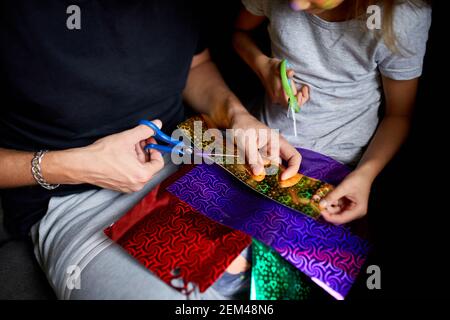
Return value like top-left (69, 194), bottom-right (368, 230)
top-left (256, 56), bottom-right (309, 108)
top-left (319, 169), bottom-right (372, 224)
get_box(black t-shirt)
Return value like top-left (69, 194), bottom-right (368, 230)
top-left (0, 0), bottom-right (205, 236)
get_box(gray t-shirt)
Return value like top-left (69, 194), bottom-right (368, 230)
top-left (242, 0), bottom-right (431, 165)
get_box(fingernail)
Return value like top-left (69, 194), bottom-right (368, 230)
top-left (319, 199), bottom-right (328, 208)
top-left (255, 165), bottom-right (265, 175)
top-left (251, 165), bottom-right (263, 175)
top-left (290, 1), bottom-right (301, 11)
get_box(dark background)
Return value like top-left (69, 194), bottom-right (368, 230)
top-left (202, 0), bottom-right (448, 299)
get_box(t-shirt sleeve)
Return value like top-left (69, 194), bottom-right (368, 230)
top-left (242, 0), bottom-right (269, 16)
top-left (377, 3), bottom-right (432, 80)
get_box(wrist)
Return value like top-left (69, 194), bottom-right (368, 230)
top-left (354, 161), bottom-right (380, 184)
top-left (225, 98), bottom-right (251, 128)
top-left (41, 148), bottom-right (89, 185)
top-left (206, 93), bottom-right (249, 129)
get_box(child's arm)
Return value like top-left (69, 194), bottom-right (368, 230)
top-left (320, 76), bottom-right (419, 224)
top-left (233, 8), bottom-right (309, 107)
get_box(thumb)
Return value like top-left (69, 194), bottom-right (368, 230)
top-left (319, 184), bottom-right (348, 210)
top-left (249, 149), bottom-right (265, 176)
top-left (128, 119), bottom-right (163, 142)
top-left (287, 69), bottom-right (295, 79)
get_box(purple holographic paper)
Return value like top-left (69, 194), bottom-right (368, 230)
top-left (167, 148), bottom-right (370, 299)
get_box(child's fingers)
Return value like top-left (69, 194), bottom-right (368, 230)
top-left (282, 92), bottom-right (290, 106)
top-left (289, 0), bottom-right (314, 11)
top-left (321, 203), bottom-right (365, 225)
top-left (296, 92), bottom-right (306, 106)
top-left (277, 68), bottom-right (296, 107)
top-left (287, 69), bottom-right (295, 79)
top-left (297, 92), bottom-right (303, 106)
top-left (273, 77), bottom-right (289, 107)
top-left (139, 140), bottom-right (150, 162)
top-left (146, 137), bottom-right (162, 160)
top-left (319, 186), bottom-right (347, 212)
top-left (296, 86), bottom-right (310, 107)
top-left (301, 85), bottom-right (310, 102)
top-left (320, 199), bottom-right (343, 215)
top-left (279, 139), bottom-right (302, 180)
top-left (289, 71), bottom-right (298, 96)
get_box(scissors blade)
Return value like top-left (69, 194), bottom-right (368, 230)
top-left (177, 129), bottom-right (240, 165)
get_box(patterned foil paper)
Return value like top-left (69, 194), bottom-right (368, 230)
top-left (177, 116), bottom-right (336, 219)
top-left (167, 140), bottom-right (370, 300)
top-left (104, 168), bottom-right (252, 294)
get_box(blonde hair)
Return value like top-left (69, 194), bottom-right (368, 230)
top-left (350, 0), bottom-right (431, 54)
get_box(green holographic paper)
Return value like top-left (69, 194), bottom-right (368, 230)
top-left (250, 240), bottom-right (311, 300)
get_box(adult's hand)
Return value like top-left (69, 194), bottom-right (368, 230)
top-left (227, 109), bottom-right (302, 180)
top-left (43, 120), bottom-right (165, 193)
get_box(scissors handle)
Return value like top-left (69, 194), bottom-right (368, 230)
top-left (280, 59), bottom-right (300, 113)
top-left (144, 143), bottom-right (185, 156)
top-left (138, 119), bottom-right (182, 147)
top-left (139, 119), bottom-right (191, 156)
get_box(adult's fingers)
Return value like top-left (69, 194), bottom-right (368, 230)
top-left (279, 139), bottom-right (302, 180)
top-left (235, 131), bottom-right (265, 175)
top-left (249, 153), bottom-right (265, 176)
top-left (127, 119), bottom-right (163, 142)
top-left (259, 132), bottom-right (282, 166)
top-left (142, 139), bottom-right (165, 175)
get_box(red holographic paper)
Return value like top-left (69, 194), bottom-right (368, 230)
top-left (104, 167), bottom-right (252, 294)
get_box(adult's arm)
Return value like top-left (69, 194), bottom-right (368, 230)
top-left (0, 121), bottom-right (164, 193)
top-left (183, 49), bottom-right (301, 179)
top-left (0, 48), bottom-right (301, 191)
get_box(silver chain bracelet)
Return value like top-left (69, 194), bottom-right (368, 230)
top-left (31, 150), bottom-right (60, 190)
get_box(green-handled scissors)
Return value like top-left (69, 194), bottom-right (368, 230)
top-left (280, 59), bottom-right (300, 113)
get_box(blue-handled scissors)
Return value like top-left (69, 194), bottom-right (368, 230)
top-left (139, 119), bottom-right (193, 156)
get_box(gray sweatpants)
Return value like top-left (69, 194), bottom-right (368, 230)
top-left (31, 161), bottom-right (249, 300)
